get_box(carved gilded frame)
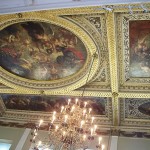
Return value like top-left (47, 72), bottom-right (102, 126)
top-left (117, 13), bottom-right (150, 91)
top-left (0, 11), bottom-right (99, 92)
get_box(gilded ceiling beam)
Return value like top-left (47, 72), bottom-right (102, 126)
top-left (106, 12), bottom-right (119, 126)
top-left (106, 13), bottom-right (118, 93)
top-left (0, 88), bottom-right (112, 97)
top-left (119, 92), bottom-right (150, 98)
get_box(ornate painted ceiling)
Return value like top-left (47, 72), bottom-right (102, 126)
top-left (0, 2), bottom-right (150, 138)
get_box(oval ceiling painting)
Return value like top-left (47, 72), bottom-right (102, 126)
top-left (0, 22), bottom-right (87, 80)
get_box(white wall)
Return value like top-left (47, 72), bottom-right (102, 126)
top-left (118, 137), bottom-right (150, 150)
top-left (0, 126), bottom-right (150, 150)
top-left (0, 126), bottom-right (25, 150)
top-left (29, 130), bottom-right (110, 150)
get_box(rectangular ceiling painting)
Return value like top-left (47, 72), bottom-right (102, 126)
top-left (129, 20), bottom-right (150, 77)
top-left (1, 95), bottom-right (107, 116)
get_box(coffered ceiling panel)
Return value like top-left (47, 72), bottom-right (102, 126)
top-left (120, 98), bottom-right (150, 127)
top-left (0, 95), bottom-right (113, 128)
top-left (0, 11), bottom-right (107, 93)
top-left (0, 10), bottom-right (113, 96)
top-left (116, 13), bottom-right (150, 92)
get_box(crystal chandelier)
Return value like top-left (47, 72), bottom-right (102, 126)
top-left (30, 98), bottom-right (105, 150)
